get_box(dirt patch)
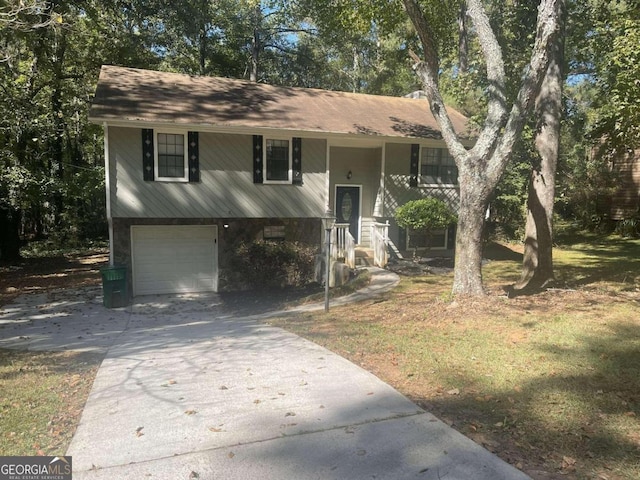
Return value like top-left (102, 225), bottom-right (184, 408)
top-left (0, 251), bottom-right (108, 307)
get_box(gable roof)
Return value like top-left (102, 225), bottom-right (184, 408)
top-left (90, 65), bottom-right (471, 141)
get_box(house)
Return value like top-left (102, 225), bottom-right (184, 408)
top-left (89, 65), bottom-right (471, 296)
top-left (610, 149), bottom-right (640, 221)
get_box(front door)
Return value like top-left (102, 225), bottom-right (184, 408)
top-left (335, 186), bottom-right (361, 243)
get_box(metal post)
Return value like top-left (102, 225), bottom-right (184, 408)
top-left (324, 226), bottom-right (331, 312)
top-left (322, 209), bottom-right (336, 313)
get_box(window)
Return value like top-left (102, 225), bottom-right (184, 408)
top-left (407, 228), bottom-right (448, 250)
top-left (263, 225), bottom-right (286, 240)
top-left (155, 132), bottom-right (188, 181)
top-left (265, 138), bottom-right (291, 183)
top-left (420, 147), bottom-right (458, 185)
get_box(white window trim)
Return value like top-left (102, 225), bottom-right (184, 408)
top-left (418, 145), bottom-right (458, 188)
top-left (263, 136), bottom-right (292, 184)
top-left (154, 129), bottom-right (189, 182)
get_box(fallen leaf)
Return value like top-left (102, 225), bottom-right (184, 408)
top-left (285, 412), bottom-right (296, 417)
top-left (447, 388), bottom-right (460, 395)
top-left (562, 456), bottom-right (577, 472)
top-left (135, 426), bottom-right (144, 437)
top-left (228, 452), bottom-right (235, 459)
top-left (184, 409), bottom-right (197, 415)
top-left (189, 471), bottom-right (200, 479)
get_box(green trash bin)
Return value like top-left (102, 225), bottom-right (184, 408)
top-left (100, 265), bottom-right (128, 308)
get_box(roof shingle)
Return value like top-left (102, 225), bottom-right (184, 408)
top-left (90, 65), bottom-right (470, 140)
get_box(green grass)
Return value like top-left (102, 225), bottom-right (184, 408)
top-left (0, 350), bottom-right (101, 456)
top-left (269, 235), bottom-right (640, 479)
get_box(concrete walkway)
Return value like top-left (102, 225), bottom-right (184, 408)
top-left (0, 269), bottom-right (530, 480)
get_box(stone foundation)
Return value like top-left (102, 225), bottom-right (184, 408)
top-left (111, 217), bottom-right (322, 294)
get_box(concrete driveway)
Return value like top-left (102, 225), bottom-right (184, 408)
top-left (0, 269), bottom-right (530, 480)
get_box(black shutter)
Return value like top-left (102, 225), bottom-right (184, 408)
top-left (188, 131), bottom-right (200, 182)
top-left (253, 135), bottom-right (263, 184)
top-left (409, 143), bottom-right (419, 187)
top-left (292, 137), bottom-right (302, 185)
top-left (142, 129), bottom-right (154, 181)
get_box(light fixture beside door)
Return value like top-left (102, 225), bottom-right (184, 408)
top-left (347, 170), bottom-right (352, 180)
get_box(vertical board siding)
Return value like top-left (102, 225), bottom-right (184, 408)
top-left (383, 143), bottom-right (460, 217)
top-left (611, 150), bottom-right (640, 220)
top-left (110, 127), bottom-right (326, 218)
top-left (329, 146), bottom-right (381, 220)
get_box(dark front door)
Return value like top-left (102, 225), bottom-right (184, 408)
top-left (336, 186), bottom-right (360, 243)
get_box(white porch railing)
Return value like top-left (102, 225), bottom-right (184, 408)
top-left (332, 223), bottom-right (356, 269)
top-left (370, 221), bottom-right (389, 268)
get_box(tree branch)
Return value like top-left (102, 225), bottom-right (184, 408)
top-left (486, 0), bottom-right (564, 187)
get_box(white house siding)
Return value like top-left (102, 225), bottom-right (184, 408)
top-left (109, 127), bottom-right (327, 219)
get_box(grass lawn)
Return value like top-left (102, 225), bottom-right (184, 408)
top-left (0, 349), bottom-right (101, 456)
top-left (0, 236), bottom-right (638, 479)
top-left (268, 235), bottom-right (640, 480)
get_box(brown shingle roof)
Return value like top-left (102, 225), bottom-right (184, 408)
top-left (90, 65), bottom-right (470, 140)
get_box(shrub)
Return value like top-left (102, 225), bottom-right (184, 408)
top-left (615, 215), bottom-right (640, 238)
top-left (395, 198), bottom-right (457, 250)
top-left (227, 240), bottom-right (316, 289)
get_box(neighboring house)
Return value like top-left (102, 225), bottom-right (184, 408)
top-left (610, 149), bottom-right (640, 221)
top-left (90, 65), bottom-right (471, 296)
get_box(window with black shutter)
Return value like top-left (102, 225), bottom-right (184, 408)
top-left (141, 129), bottom-right (199, 183)
top-left (253, 135), bottom-right (302, 185)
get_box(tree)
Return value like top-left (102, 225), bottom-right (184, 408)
top-left (403, 0), bottom-right (564, 295)
top-left (515, 7), bottom-right (565, 292)
top-left (589, 1), bottom-right (640, 153)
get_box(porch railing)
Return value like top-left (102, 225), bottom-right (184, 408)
top-left (370, 221), bottom-right (389, 268)
top-left (332, 223), bottom-right (356, 269)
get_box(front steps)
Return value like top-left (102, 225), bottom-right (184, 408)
top-left (355, 248), bottom-right (375, 267)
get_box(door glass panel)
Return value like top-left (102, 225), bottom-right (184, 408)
top-left (341, 192), bottom-right (353, 221)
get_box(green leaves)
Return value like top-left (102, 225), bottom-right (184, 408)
top-left (394, 198), bottom-right (457, 232)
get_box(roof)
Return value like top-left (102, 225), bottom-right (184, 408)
top-left (90, 65), bottom-right (471, 141)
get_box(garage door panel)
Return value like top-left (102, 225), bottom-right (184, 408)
top-left (132, 226), bottom-right (218, 296)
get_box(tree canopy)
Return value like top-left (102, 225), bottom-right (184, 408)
top-left (0, 0), bottom-right (637, 279)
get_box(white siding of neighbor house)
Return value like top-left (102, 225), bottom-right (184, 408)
top-left (109, 127), bottom-right (327, 219)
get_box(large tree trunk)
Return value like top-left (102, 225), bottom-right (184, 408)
top-left (514, 4), bottom-right (564, 293)
top-left (403, 0), bottom-right (563, 296)
top-left (250, 3), bottom-right (261, 82)
top-left (453, 182), bottom-right (489, 295)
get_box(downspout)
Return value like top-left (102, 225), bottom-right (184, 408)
top-left (103, 122), bottom-right (114, 266)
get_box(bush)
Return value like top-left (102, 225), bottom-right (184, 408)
top-left (395, 198), bottom-right (457, 232)
top-left (615, 215), bottom-right (640, 238)
top-left (395, 198), bottom-right (457, 250)
top-left (227, 240), bottom-right (317, 289)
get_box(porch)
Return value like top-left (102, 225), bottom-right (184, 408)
top-left (330, 221), bottom-right (390, 270)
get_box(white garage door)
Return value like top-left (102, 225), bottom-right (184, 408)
top-left (131, 225), bottom-right (218, 296)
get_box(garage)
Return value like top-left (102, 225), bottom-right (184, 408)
top-left (131, 225), bottom-right (218, 296)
